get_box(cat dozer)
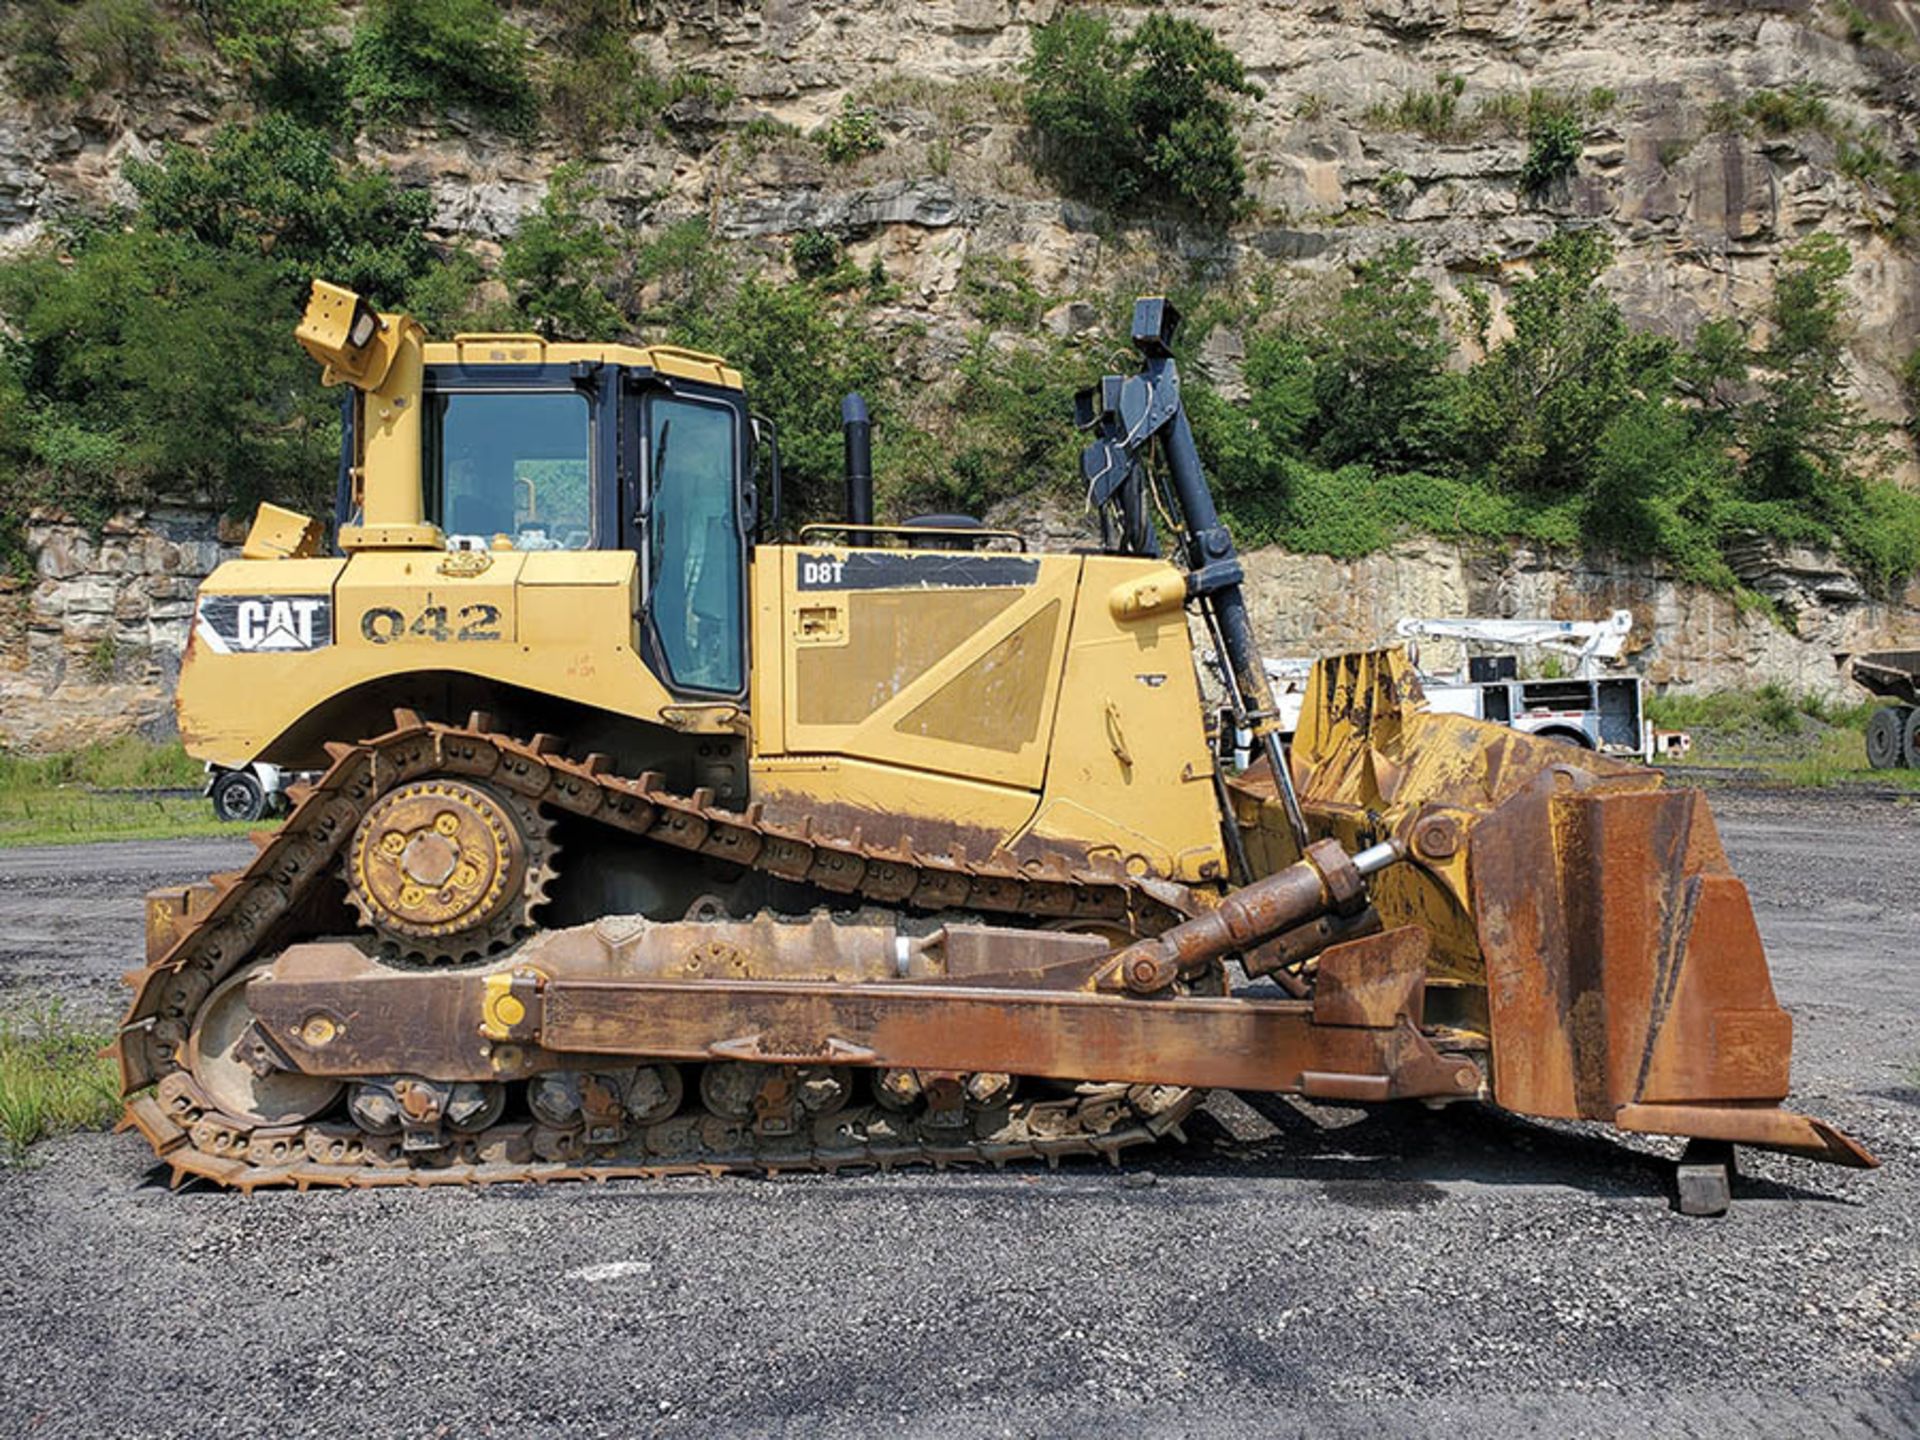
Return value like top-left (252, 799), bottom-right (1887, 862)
top-left (114, 284), bottom-right (1875, 1202)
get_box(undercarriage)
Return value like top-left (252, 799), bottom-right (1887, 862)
top-left (116, 713), bottom-right (1504, 1192)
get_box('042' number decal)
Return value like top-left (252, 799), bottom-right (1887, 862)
top-left (360, 603), bottom-right (503, 644)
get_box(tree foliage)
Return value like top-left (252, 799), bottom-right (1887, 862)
top-left (1308, 241), bottom-right (1454, 470)
top-left (0, 117), bottom-right (462, 526)
top-left (497, 163), bottom-right (623, 338)
top-left (1025, 10), bottom-right (1261, 219)
top-left (3, 0), bottom-right (170, 99)
top-left (126, 115), bottom-right (439, 305)
top-left (0, 229), bottom-right (337, 519)
top-left (672, 277), bottom-right (889, 520)
top-left (1181, 228), bottom-right (1920, 593)
top-left (344, 0), bottom-right (535, 127)
top-left (1458, 229), bottom-right (1672, 493)
top-left (205, 0), bottom-right (348, 122)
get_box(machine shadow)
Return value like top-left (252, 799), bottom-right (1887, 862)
top-left (1149, 1092), bottom-right (1853, 1207)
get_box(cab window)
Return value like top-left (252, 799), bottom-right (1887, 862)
top-left (646, 395), bottom-right (744, 694)
top-left (428, 390), bottom-right (592, 549)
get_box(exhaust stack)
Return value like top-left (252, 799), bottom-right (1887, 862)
top-left (841, 392), bottom-right (873, 526)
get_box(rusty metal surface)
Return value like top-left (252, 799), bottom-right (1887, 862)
top-left (1469, 772), bottom-right (1799, 1121)
top-left (1270, 647), bottom-right (1876, 1170)
top-left (114, 713), bottom-right (1205, 1190)
top-left (114, 694), bottom-right (1878, 1191)
top-left (344, 777), bottom-right (551, 959)
top-left (1106, 837), bottom-right (1363, 994)
top-left (234, 916), bottom-right (1476, 1101)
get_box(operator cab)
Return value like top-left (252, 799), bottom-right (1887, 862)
top-left (331, 340), bottom-right (770, 701)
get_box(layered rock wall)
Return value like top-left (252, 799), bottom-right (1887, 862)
top-left (0, 511), bottom-right (235, 753)
top-left (1234, 534), bottom-right (1920, 695)
top-left (2, 2), bottom-right (1919, 748)
top-left (4, 506), bottom-right (1911, 755)
top-left (3, 3), bottom-right (1919, 426)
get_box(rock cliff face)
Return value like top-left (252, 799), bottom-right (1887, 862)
top-left (1000, 495), bottom-right (1920, 697)
top-left (1232, 533), bottom-right (1920, 694)
top-left (4, 503), bottom-right (1912, 755)
top-left (2, 2), bottom-right (1919, 749)
top-left (3, 3), bottom-right (1918, 422)
top-left (0, 511), bottom-right (236, 753)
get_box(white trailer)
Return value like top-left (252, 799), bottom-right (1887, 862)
top-left (1236, 610), bottom-right (1656, 762)
top-left (1395, 611), bottom-right (1653, 761)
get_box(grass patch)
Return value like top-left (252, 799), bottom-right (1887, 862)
top-left (0, 1003), bottom-right (121, 1163)
top-left (0, 738), bottom-right (252, 847)
top-left (1645, 682), bottom-right (1872, 738)
top-left (1649, 684), bottom-right (1920, 788)
top-left (1774, 725), bottom-right (1920, 790)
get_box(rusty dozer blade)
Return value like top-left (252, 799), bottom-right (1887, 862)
top-left (1230, 646), bottom-right (1876, 1170)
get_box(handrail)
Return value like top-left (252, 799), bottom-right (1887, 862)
top-left (796, 522), bottom-right (1028, 552)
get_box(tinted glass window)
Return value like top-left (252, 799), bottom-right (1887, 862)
top-left (647, 396), bottom-right (743, 693)
top-left (430, 390), bottom-right (592, 549)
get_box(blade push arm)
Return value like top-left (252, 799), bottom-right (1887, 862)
top-left (1078, 298), bottom-right (1310, 851)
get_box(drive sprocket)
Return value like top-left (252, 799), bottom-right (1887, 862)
top-left (344, 776), bottom-right (554, 961)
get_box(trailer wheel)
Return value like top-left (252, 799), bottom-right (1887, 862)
top-left (209, 768), bottom-right (268, 823)
top-left (1866, 706), bottom-right (1908, 770)
top-left (1904, 707), bottom-right (1920, 770)
top-left (1533, 727), bottom-right (1593, 750)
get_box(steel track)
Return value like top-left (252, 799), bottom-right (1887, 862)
top-left (114, 714), bottom-right (1206, 1190)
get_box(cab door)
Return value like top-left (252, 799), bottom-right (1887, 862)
top-left (624, 389), bottom-right (751, 699)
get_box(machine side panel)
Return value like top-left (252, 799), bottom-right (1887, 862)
top-left (769, 544), bottom-right (1079, 791)
top-left (177, 549), bottom-right (686, 764)
top-left (1024, 554), bottom-right (1228, 884)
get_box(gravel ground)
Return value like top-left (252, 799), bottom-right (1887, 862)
top-left (0, 791), bottom-right (1914, 1438)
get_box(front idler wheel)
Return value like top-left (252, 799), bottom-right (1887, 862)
top-left (187, 968), bottom-right (344, 1127)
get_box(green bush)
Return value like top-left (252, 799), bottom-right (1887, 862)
top-left (1521, 111), bottom-right (1584, 193)
top-left (127, 115), bottom-right (440, 305)
top-left (633, 64), bottom-right (735, 119)
top-left (1308, 240), bottom-right (1457, 470)
top-left (345, 0), bottom-right (535, 127)
top-left (957, 254), bottom-right (1046, 329)
top-left (910, 338), bottom-right (1089, 518)
top-left (0, 227), bottom-right (338, 517)
top-left (1741, 235), bottom-right (1857, 490)
top-left (207, 0), bottom-right (347, 122)
top-left (1369, 80), bottom-right (1606, 146)
top-left (1645, 682), bottom-right (1843, 738)
top-left (818, 98), bottom-right (885, 163)
top-left (0, 112), bottom-right (474, 533)
top-left (1458, 230), bottom-right (1672, 493)
top-left (1365, 75), bottom-right (1469, 140)
top-left (790, 230), bottom-right (843, 281)
top-left (1176, 225), bottom-right (1919, 593)
top-left (1743, 85), bottom-right (1833, 137)
top-left (1025, 10), bottom-right (1261, 220)
top-left (544, 0), bottom-right (638, 143)
top-left (4, 0), bottom-right (172, 98)
top-left (629, 218), bottom-right (730, 325)
top-left (669, 275), bottom-right (890, 522)
top-left (498, 164), bottom-right (623, 338)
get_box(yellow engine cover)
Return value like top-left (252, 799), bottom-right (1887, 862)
top-left (178, 532), bottom-right (1229, 887)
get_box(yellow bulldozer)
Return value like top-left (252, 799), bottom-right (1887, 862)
top-left (114, 281), bottom-right (1875, 1205)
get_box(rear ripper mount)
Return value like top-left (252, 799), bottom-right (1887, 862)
top-left (116, 713), bottom-right (1492, 1192)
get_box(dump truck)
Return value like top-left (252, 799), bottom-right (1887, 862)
top-left (113, 283), bottom-right (1875, 1201)
top-left (1851, 651), bottom-right (1920, 769)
